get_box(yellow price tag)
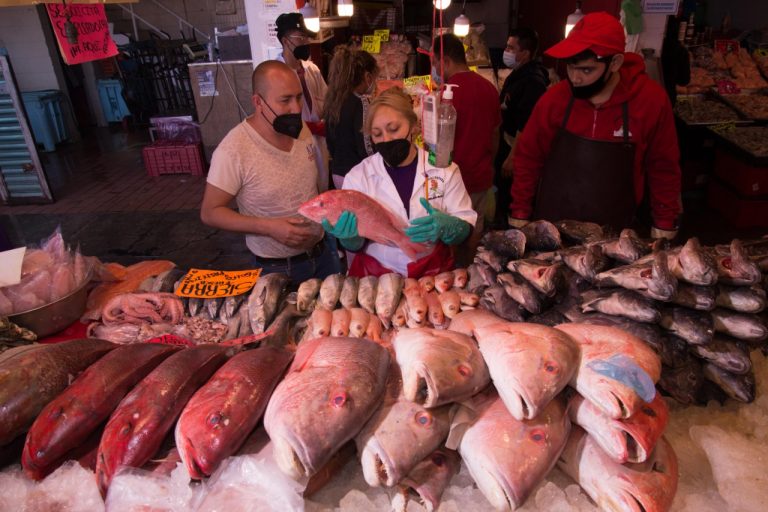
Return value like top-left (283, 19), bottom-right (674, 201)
top-left (403, 74), bottom-right (432, 90)
top-left (463, 44), bottom-right (469, 52)
top-left (175, 269), bottom-right (262, 298)
top-left (362, 35), bottom-right (381, 54)
top-left (414, 133), bottom-right (425, 150)
top-left (756, 48), bottom-right (768, 57)
top-left (374, 29), bottom-right (390, 42)
top-left (469, 66), bottom-right (478, 73)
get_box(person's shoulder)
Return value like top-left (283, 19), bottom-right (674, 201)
top-left (630, 74), bottom-right (671, 109)
top-left (214, 121), bottom-right (251, 154)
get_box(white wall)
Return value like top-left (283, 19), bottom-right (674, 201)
top-left (0, 6), bottom-right (62, 91)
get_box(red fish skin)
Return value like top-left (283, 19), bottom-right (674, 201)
top-left (0, 339), bottom-right (116, 447)
top-left (22, 343), bottom-right (180, 480)
top-left (298, 189), bottom-right (428, 260)
top-left (95, 345), bottom-right (228, 495)
top-left (176, 346), bottom-right (293, 479)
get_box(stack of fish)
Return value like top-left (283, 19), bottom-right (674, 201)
top-left (295, 270), bottom-right (480, 339)
top-left (467, 220), bottom-right (768, 406)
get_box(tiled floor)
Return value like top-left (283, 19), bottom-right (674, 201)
top-left (0, 128), bottom-right (206, 215)
top-left (0, 128), bottom-right (251, 270)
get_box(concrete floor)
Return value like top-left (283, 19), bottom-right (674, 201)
top-left (0, 127), bottom-right (251, 270)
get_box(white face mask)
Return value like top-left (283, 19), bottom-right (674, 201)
top-left (503, 50), bottom-right (517, 69)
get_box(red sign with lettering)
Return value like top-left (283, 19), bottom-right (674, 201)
top-left (714, 39), bottom-right (740, 54)
top-left (46, 3), bottom-right (118, 65)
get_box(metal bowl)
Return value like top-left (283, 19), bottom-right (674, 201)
top-left (8, 271), bottom-right (93, 338)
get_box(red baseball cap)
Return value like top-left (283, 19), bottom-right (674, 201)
top-left (546, 12), bottom-right (626, 59)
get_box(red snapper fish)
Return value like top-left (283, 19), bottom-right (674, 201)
top-left (568, 392), bottom-right (669, 464)
top-left (558, 427), bottom-right (678, 512)
top-left (451, 391), bottom-right (571, 510)
top-left (264, 336), bottom-right (390, 479)
top-left (0, 339), bottom-right (116, 447)
top-left (473, 322), bottom-right (580, 420)
top-left (555, 323), bottom-right (661, 420)
top-left (393, 448), bottom-right (461, 512)
top-left (298, 189), bottom-right (428, 259)
top-left (22, 343), bottom-right (179, 480)
top-left (175, 346), bottom-right (293, 479)
top-left (95, 345), bottom-right (228, 494)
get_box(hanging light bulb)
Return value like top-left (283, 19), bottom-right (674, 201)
top-left (453, 14), bottom-right (470, 37)
top-left (433, 0), bottom-right (452, 10)
top-left (338, 0), bottom-right (354, 17)
top-left (300, 4), bottom-right (320, 33)
top-left (565, 1), bottom-right (584, 38)
top-left (453, 0), bottom-right (469, 37)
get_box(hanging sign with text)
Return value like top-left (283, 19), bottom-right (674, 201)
top-left (46, 3), bottom-right (118, 65)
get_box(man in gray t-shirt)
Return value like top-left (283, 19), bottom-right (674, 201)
top-left (201, 60), bottom-right (339, 283)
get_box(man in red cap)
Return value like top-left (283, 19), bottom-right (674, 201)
top-left (508, 12), bottom-right (681, 239)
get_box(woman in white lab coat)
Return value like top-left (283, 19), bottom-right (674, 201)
top-left (322, 88), bottom-right (477, 278)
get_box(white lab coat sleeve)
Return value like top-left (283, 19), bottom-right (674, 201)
top-left (443, 164), bottom-right (478, 227)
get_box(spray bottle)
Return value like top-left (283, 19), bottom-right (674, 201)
top-left (429, 84), bottom-right (458, 168)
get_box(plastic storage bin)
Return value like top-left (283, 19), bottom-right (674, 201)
top-left (142, 140), bottom-right (205, 177)
top-left (21, 90), bottom-right (66, 152)
top-left (97, 79), bottom-right (131, 123)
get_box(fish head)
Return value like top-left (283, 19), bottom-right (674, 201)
top-left (174, 414), bottom-right (223, 480)
top-left (678, 238), bottom-right (718, 285)
top-left (399, 449), bottom-right (461, 512)
top-left (462, 396), bottom-right (570, 510)
top-left (297, 192), bottom-right (337, 224)
top-left (475, 323), bottom-right (579, 420)
top-left (620, 393), bottom-right (670, 463)
top-left (658, 358), bottom-right (703, 405)
top-left (649, 252), bottom-right (676, 300)
top-left (394, 328), bottom-right (490, 408)
top-left (726, 239), bottom-right (763, 284)
top-left (358, 400), bottom-right (451, 487)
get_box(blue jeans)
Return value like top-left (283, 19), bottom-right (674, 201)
top-left (252, 236), bottom-right (341, 287)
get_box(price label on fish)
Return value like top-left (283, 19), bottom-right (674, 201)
top-left (374, 29), bottom-right (390, 42)
top-left (175, 269), bottom-right (262, 298)
top-left (362, 35), bottom-right (381, 54)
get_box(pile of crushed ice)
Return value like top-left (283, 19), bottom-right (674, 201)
top-left (2, 352), bottom-right (768, 512)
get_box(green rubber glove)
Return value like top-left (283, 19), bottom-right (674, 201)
top-left (405, 198), bottom-right (471, 245)
top-left (622, 0), bottom-right (643, 35)
top-left (321, 211), bottom-right (364, 251)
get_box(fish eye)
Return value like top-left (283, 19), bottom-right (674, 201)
top-left (457, 364), bottom-right (472, 377)
top-left (642, 406), bottom-right (656, 417)
top-left (331, 392), bottom-right (347, 408)
top-left (431, 453), bottom-right (445, 466)
top-left (529, 429), bottom-right (546, 443)
top-left (544, 361), bottom-right (558, 373)
top-left (415, 411), bottom-right (433, 427)
top-left (208, 413), bottom-right (222, 426)
top-left (318, 200), bottom-right (324, 208)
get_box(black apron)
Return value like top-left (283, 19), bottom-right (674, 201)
top-left (532, 96), bottom-right (637, 230)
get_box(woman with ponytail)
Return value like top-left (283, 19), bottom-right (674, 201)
top-left (324, 46), bottom-right (379, 189)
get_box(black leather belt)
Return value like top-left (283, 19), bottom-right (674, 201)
top-left (252, 239), bottom-right (325, 265)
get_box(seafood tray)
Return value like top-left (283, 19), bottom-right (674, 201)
top-left (714, 90), bottom-right (768, 121)
top-left (674, 94), bottom-right (743, 125)
top-left (709, 125), bottom-right (768, 167)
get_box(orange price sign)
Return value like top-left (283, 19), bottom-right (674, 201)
top-left (175, 268), bottom-right (261, 298)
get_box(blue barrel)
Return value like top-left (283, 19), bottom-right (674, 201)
top-left (97, 79), bottom-right (131, 123)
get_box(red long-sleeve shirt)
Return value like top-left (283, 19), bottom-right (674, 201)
top-left (510, 53), bottom-right (681, 230)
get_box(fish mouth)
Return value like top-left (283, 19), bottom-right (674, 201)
top-left (624, 431), bottom-right (647, 464)
top-left (610, 391), bottom-right (631, 419)
top-left (413, 366), bottom-right (437, 407)
top-left (271, 433), bottom-right (310, 479)
top-left (466, 462), bottom-right (518, 511)
top-left (502, 388), bottom-right (535, 420)
top-left (361, 442), bottom-right (397, 487)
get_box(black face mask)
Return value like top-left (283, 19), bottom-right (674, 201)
top-left (375, 138), bottom-right (411, 167)
top-left (259, 96), bottom-right (303, 139)
top-left (569, 61), bottom-right (613, 100)
top-left (292, 43), bottom-right (311, 61)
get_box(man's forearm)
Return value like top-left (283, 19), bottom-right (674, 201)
top-left (200, 205), bottom-right (267, 235)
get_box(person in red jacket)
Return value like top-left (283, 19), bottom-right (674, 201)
top-left (508, 12), bottom-right (681, 239)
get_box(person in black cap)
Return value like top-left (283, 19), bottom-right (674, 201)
top-left (275, 12), bottom-right (330, 192)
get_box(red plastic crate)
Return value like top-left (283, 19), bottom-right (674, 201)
top-left (142, 140), bottom-right (205, 177)
top-left (707, 177), bottom-right (768, 228)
